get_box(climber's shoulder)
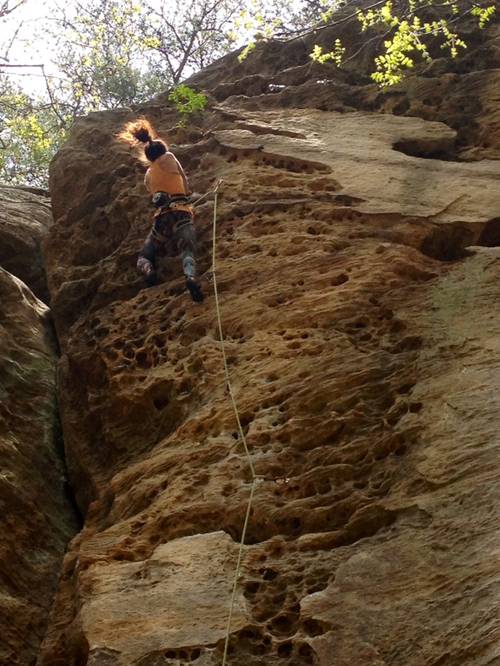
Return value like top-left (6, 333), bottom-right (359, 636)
top-left (157, 151), bottom-right (182, 173)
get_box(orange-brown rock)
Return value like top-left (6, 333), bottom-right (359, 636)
top-left (0, 268), bottom-right (77, 665)
top-left (38, 13), bottom-right (500, 666)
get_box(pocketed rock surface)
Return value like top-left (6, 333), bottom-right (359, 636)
top-left (39, 15), bottom-right (500, 666)
top-left (0, 268), bottom-right (77, 665)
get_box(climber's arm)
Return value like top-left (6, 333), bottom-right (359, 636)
top-left (180, 167), bottom-right (190, 195)
top-left (174, 155), bottom-right (190, 195)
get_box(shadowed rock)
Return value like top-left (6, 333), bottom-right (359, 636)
top-left (0, 186), bottom-right (52, 302)
top-left (0, 268), bottom-right (77, 665)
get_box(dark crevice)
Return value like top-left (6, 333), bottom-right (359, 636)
top-left (420, 223), bottom-right (476, 261)
top-left (53, 403), bottom-right (84, 529)
top-left (45, 312), bottom-right (61, 356)
top-left (42, 309), bottom-right (84, 529)
top-left (392, 140), bottom-right (462, 162)
top-left (35, 316), bottom-right (84, 664)
top-left (421, 218), bottom-right (500, 263)
top-left (477, 217), bottom-right (500, 247)
top-left (235, 121), bottom-right (307, 139)
top-left (393, 138), bottom-right (458, 162)
top-left (45, 312), bottom-right (83, 527)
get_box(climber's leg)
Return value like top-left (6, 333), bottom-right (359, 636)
top-left (137, 226), bottom-right (165, 287)
top-left (175, 215), bottom-right (197, 279)
top-left (174, 214), bottom-right (204, 302)
top-left (137, 231), bottom-right (160, 286)
top-left (137, 213), bottom-right (173, 286)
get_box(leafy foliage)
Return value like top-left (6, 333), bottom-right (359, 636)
top-left (310, 39), bottom-right (345, 65)
top-left (51, 0), bottom-right (162, 113)
top-left (471, 3), bottom-right (495, 27)
top-left (310, 0), bottom-right (496, 86)
top-left (0, 0), bottom-right (234, 185)
top-left (0, 83), bottom-right (67, 184)
top-left (168, 84), bottom-right (207, 125)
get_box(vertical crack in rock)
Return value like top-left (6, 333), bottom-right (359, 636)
top-left (0, 268), bottom-right (80, 665)
top-left (0, 186), bottom-right (80, 664)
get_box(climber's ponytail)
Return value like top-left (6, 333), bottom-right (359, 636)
top-left (117, 117), bottom-right (168, 163)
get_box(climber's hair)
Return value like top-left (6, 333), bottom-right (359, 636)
top-left (117, 117), bottom-right (168, 163)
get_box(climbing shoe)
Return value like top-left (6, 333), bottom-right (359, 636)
top-left (186, 277), bottom-right (204, 303)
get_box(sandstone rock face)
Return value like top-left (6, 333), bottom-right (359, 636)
top-left (0, 268), bottom-right (77, 665)
top-left (213, 109), bottom-right (500, 222)
top-left (76, 532), bottom-right (247, 665)
top-left (38, 16), bottom-right (500, 666)
top-left (0, 186), bottom-right (52, 302)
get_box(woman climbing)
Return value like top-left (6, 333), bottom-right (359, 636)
top-left (118, 118), bottom-right (204, 302)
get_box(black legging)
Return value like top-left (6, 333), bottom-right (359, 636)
top-left (137, 210), bottom-right (197, 280)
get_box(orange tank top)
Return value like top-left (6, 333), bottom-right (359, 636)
top-left (145, 154), bottom-right (186, 195)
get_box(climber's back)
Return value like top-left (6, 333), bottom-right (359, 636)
top-left (145, 152), bottom-right (187, 196)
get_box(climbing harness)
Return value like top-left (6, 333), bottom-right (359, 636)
top-left (150, 190), bottom-right (214, 243)
top-left (152, 190), bottom-right (212, 211)
top-left (149, 192), bottom-right (196, 244)
top-left (150, 212), bottom-right (192, 244)
top-left (210, 180), bottom-right (259, 665)
top-left (152, 192), bottom-right (194, 216)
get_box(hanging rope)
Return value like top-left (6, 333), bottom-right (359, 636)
top-left (209, 180), bottom-right (258, 665)
top-left (191, 189), bottom-right (215, 207)
top-left (222, 478), bottom-right (256, 665)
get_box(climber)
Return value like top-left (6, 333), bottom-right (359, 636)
top-left (117, 118), bottom-right (204, 302)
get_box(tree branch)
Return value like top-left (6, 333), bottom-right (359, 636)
top-left (2, 18), bottom-right (23, 61)
top-left (0, 62), bottom-right (44, 67)
top-left (274, 0), bottom-right (391, 38)
top-left (41, 64), bottom-right (67, 129)
top-left (0, 0), bottom-right (26, 19)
